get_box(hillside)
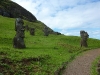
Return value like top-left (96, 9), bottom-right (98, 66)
top-left (0, 0), bottom-right (58, 34)
top-left (0, 1), bottom-right (100, 75)
top-left (0, 15), bottom-right (100, 75)
top-left (0, 0), bottom-right (37, 21)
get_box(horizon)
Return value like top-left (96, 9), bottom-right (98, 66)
top-left (11, 0), bottom-right (100, 39)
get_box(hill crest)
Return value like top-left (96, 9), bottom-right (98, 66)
top-left (0, 0), bottom-right (37, 22)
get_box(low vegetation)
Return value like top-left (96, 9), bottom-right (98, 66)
top-left (0, 15), bottom-right (100, 75)
top-left (91, 56), bottom-right (100, 75)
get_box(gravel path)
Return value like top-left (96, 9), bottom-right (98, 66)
top-left (62, 48), bottom-right (100, 75)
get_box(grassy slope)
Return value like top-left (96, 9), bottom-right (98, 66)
top-left (91, 56), bottom-right (100, 75)
top-left (0, 15), bottom-right (100, 75)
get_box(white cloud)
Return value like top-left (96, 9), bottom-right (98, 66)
top-left (93, 30), bottom-right (100, 35)
top-left (11, 0), bottom-right (100, 39)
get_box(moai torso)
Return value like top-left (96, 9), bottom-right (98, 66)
top-left (80, 30), bottom-right (89, 47)
top-left (30, 28), bottom-right (35, 35)
top-left (13, 18), bottom-right (26, 49)
top-left (44, 26), bottom-right (49, 36)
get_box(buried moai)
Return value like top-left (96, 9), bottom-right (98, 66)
top-left (13, 18), bottom-right (26, 49)
top-left (25, 25), bottom-right (30, 32)
top-left (44, 26), bottom-right (49, 36)
top-left (30, 28), bottom-right (35, 35)
top-left (80, 30), bottom-right (89, 47)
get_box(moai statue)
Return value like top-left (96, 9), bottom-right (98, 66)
top-left (0, 9), bottom-right (3, 15)
top-left (25, 25), bottom-right (29, 32)
top-left (80, 30), bottom-right (89, 47)
top-left (44, 26), bottom-right (49, 36)
top-left (13, 18), bottom-right (26, 49)
top-left (30, 28), bottom-right (35, 35)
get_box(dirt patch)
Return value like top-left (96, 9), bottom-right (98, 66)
top-left (0, 55), bottom-right (51, 75)
top-left (1, 57), bottom-right (12, 64)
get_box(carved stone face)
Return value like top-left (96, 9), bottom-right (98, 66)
top-left (80, 30), bottom-right (89, 39)
top-left (15, 18), bottom-right (25, 38)
top-left (15, 18), bottom-right (24, 31)
top-left (16, 18), bottom-right (24, 25)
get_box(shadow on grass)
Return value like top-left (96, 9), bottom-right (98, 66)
top-left (25, 46), bottom-right (59, 50)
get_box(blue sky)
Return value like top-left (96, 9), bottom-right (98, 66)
top-left (11, 0), bottom-right (100, 39)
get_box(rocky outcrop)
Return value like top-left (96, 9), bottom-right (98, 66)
top-left (0, 0), bottom-right (37, 22)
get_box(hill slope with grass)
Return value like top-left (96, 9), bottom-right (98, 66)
top-left (0, 15), bottom-right (100, 75)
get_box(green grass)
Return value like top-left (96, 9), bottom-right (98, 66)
top-left (0, 15), bottom-right (100, 75)
top-left (91, 56), bottom-right (100, 75)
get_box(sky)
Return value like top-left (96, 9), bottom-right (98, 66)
top-left (11, 0), bottom-right (100, 39)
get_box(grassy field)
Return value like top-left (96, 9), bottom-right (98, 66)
top-left (0, 15), bottom-right (100, 75)
top-left (91, 56), bottom-right (100, 75)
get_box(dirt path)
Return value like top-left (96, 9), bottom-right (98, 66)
top-left (62, 48), bottom-right (100, 75)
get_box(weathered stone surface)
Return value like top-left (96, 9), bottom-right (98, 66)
top-left (25, 25), bottom-right (30, 31)
top-left (44, 26), bottom-right (49, 36)
top-left (2, 11), bottom-right (10, 17)
top-left (30, 28), bottom-right (35, 35)
top-left (13, 18), bottom-right (26, 49)
top-left (13, 35), bottom-right (26, 49)
top-left (80, 30), bottom-right (89, 47)
top-left (15, 18), bottom-right (24, 31)
top-left (0, 0), bottom-right (37, 21)
top-left (0, 9), bottom-right (3, 15)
